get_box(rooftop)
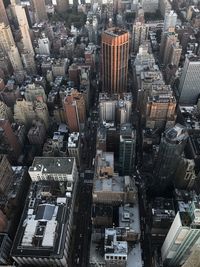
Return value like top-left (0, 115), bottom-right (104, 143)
top-left (68, 132), bottom-right (79, 148)
top-left (29, 157), bottom-right (75, 174)
top-left (119, 204), bottom-right (140, 234)
top-left (11, 180), bottom-right (74, 258)
top-left (104, 28), bottom-right (128, 37)
top-left (165, 124), bottom-right (188, 143)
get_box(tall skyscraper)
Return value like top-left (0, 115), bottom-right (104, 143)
top-left (178, 54), bottom-right (200, 104)
top-left (154, 124), bottom-right (188, 192)
top-left (163, 10), bottom-right (177, 32)
top-left (14, 4), bottom-right (34, 54)
top-left (7, 45), bottom-right (23, 72)
top-left (160, 31), bottom-right (181, 67)
top-left (132, 15), bottom-right (149, 54)
top-left (0, 0), bottom-right (9, 26)
top-left (31, 0), bottom-right (48, 23)
top-left (102, 28), bottom-right (129, 94)
top-left (119, 123), bottom-right (136, 175)
top-left (0, 23), bottom-right (15, 52)
top-left (162, 194), bottom-right (200, 266)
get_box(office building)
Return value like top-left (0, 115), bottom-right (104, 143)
top-left (102, 28), bottom-right (129, 94)
top-left (31, 0), bottom-right (48, 23)
top-left (163, 11), bottom-right (177, 32)
top-left (178, 54), bottom-right (200, 104)
top-left (119, 123), bottom-right (136, 176)
top-left (99, 93), bottom-right (132, 124)
top-left (175, 158), bottom-right (196, 190)
top-left (160, 31), bottom-right (181, 67)
top-left (63, 89), bottom-right (86, 132)
top-left (162, 194), bottom-right (200, 266)
top-left (12, 157), bottom-right (78, 266)
top-left (132, 22), bottom-right (149, 55)
top-left (145, 84), bottom-right (176, 130)
top-left (14, 3), bottom-right (34, 54)
top-left (99, 93), bottom-right (118, 122)
top-left (151, 198), bottom-right (175, 247)
top-left (93, 175), bottom-right (137, 205)
top-left (132, 8), bottom-right (149, 54)
top-left (154, 124), bottom-right (188, 192)
top-left (0, 0), bottom-right (9, 26)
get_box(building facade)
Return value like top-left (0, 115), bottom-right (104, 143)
top-left (102, 28), bottom-right (129, 94)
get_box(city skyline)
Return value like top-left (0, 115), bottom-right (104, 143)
top-left (0, 0), bottom-right (199, 266)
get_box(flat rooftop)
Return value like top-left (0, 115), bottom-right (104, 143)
top-left (11, 180), bottom-right (74, 258)
top-left (119, 204), bottom-right (140, 235)
top-left (104, 28), bottom-right (128, 37)
top-left (29, 157), bottom-right (75, 174)
top-left (94, 176), bottom-right (124, 192)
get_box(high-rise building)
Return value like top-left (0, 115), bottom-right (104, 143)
top-left (162, 194), bottom-right (200, 266)
top-left (31, 0), bottom-right (48, 23)
top-left (0, 0), bottom-right (9, 26)
top-left (14, 99), bottom-right (49, 129)
top-left (101, 28), bottom-right (129, 94)
top-left (119, 123), bottom-right (136, 175)
top-left (63, 89), bottom-right (86, 132)
top-left (21, 51), bottom-right (36, 75)
top-left (145, 84), bottom-right (176, 130)
top-left (159, 0), bottom-right (171, 17)
top-left (163, 10), bottom-right (177, 32)
top-left (0, 24), bottom-right (15, 52)
top-left (132, 9), bottom-right (149, 54)
top-left (154, 124), bottom-right (188, 192)
top-left (160, 31), bottom-right (181, 67)
top-left (178, 54), bottom-right (200, 105)
top-left (7, 45), bottom-right (23, 72)
top-left (14, 4), bottom-right (34, 54)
